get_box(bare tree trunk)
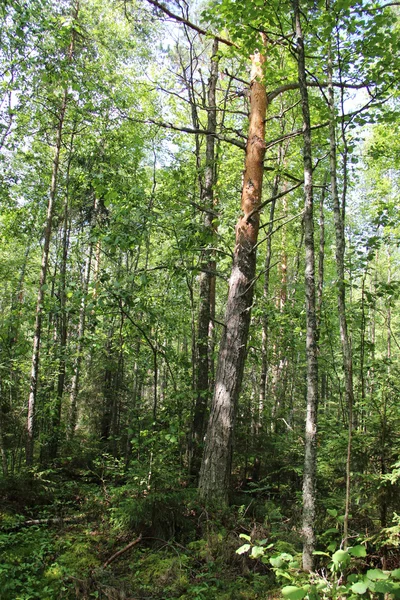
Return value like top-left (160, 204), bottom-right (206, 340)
top-left (293, 0), bottom-right (319, 571)
top-left (198, 49), bottom-right (267, 504)
top-left (190, 39), bottom-right (219, 480)
top-left (258, 192), bottom-right (277, 432)
top-left (0, 386), bottom-right (8, 475)
top-left (26, 90), bottom-right (68, 466)
top-left (328, 45), bottom-right (354, 549)
top-left (317, 174), bottom-right (327, 336)
top-left (26, 7), bottom-right (77, 465)
top-left (48, 132), bottom-right (75, 460)
top-left (69, 244), bottom-right (92, 437)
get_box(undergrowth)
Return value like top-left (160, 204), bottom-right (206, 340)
top-left (1, 463), bottom-right (398, 599)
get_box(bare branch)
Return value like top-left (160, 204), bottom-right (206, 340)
top-left (245, 181), bottom-right (304, 222)
top-left (267, 80), bottom-right (370, 104)
top-left (121, 111), bottom-right (246, 149)
top-left (103, 534), bottom-right (142, 569)
top-left (144, 0), bottom-right (238, 48)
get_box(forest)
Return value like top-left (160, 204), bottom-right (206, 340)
top-left (0, 0), bottom-right (400, 598)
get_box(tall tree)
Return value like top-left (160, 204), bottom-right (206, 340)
top-left (293, 0), bottom-right (319, 571)
top-left (26, 4), bottom-right (78, 465)
top-left (198, 47), bottom-right (267, 504)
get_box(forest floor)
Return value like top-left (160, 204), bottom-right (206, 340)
top-left (0, 467), bottom-right (286, 600)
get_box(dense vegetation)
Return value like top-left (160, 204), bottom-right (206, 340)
top-left (0, 0), bottom-right (400, 598)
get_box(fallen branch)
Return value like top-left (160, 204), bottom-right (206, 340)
top-left (102, 534), bottom-right (142, 569)
top-left (2, 514), bottom-right (87, 531)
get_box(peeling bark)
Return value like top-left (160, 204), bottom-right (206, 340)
top-left (198, 50), bottom-right (267, 504)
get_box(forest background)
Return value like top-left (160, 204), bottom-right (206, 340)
top-left (1, 0), bottom-right (400, 598)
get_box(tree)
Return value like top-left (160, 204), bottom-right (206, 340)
top-left (198, 46), bottom-right (268, 504)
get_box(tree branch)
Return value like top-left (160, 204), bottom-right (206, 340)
top-left (103, 534), bottom-right (142, 569)
top-left (121, 112), bottom-right (246, 149)
top-left (144, 0), bottom-right (238, 48)
top-left (245, 181), bottom-right (304, 222)
top-left (267, 80), bottom-right (370, 104)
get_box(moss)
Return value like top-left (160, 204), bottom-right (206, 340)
top-left (56, 534), bottom-right (101, 575)
top-left (129, 552), bottom-right (189, 595)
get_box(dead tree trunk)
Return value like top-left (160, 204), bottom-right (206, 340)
top-left (198, 50), bottom-right (267, 504)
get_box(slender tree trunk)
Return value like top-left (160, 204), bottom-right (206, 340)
top-left (26, 8), bottom-right (77, 465)
top-left (198, 49), bottom-right (267, 504)
top-left (69, 244), bottom-right (92, 437)
top-left (317, 174), bottom-right (327, 337)
top-left (328, 46), bottom-right (354, 549)
top-left (259, 191), bottom-right (277, 432)
top-left (48, 133), bottom-right (75, 460)
top-left (190, 39), bottom-right (219, 480)
top-left (0, 387), bottom-right (8, 475)
top-left (26, 90), bottom-right (68, 466)
top-left (293, 0), bottom-right (319, 571)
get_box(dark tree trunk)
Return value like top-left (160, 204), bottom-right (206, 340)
top-left (198, 50), bottom-right (267, 504)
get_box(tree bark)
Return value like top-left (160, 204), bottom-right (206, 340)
top-left (26, 90), bottom-right (68, 466)
top-left (69, 244), bottom-right (92, 438)
top-left (328, 45), bottom-right (354, 549)
top-left (26, 8), bottom-right (77, 465)
top-left (190, 39), bottom-right (219, 480)
top-left (198, 49), bottom-right (267, 504)
top-left (48, 131), bottom-right (75, 460)
top-left (293, 0), bottom-right (319, 571)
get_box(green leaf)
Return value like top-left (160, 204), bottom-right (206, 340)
top-left (391, 569), bottom-right (400, 580)
top-left (327, 543), bottom-right (337, 552)
top-left (270, 555), bottom-right (284, 568)
top-left (332, 549), bottom-right (350, 565)
top-left (327, 508), bottom-right (338, 517)
top-left (313, 551), bottom-right (330, 557)
top-left (366, 569), bottom-right (388, 580)
top-left (375, 581), bottom-right (394, 593)
top-left (251, 546), bottom-right (264, 559)
top-left (275, 568), bottom-right (293, 581)
top-left (239, 534), bottom-right (251, 542)
top-left (351, 581), bottom-right (369, 594)
top-left (323, 528), bottom-right (340, 535)
top-left (236, 543), bottom-right (251, 555)
top-left (281, 586), bottom-right (307, 600)
top-left (348, 545), bottom-right (367, 557)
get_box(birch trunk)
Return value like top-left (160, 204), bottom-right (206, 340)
top-left (26, 9), bottom-right (77, 465)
